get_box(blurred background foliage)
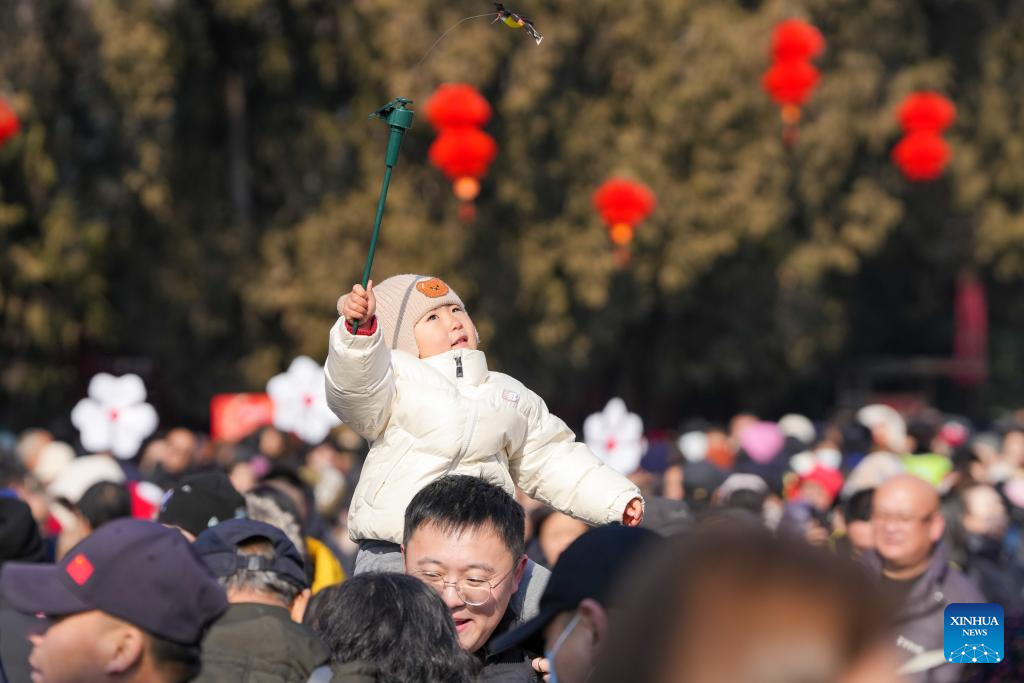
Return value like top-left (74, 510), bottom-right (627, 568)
top-left (3, 0), bottom-right (1024, 430)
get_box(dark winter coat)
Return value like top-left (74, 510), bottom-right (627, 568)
top-left (866, 541), bottom-right (986, 683)
top-left (481, 606), bottom-right (542, 683)
top-left (962, 534), bottom-right (1024, 612)
top-left (195, 602), bottom-right (328, 683)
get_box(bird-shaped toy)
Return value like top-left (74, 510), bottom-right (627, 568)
top-left (494, 3), bottom-right (543, 44)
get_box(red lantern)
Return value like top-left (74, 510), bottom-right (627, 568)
top-left (897, 92), bottom-right (956, 133)
top-left (891, 131), bottom-right (950, 181)
top-left (892, 91), bottom-right (956, 181)
top-left (593, 179), bottom-right (656, 248)
top-left (428, 127), bottom-right (498, 202)
top-left (762, 61), bottom-right (821, 108)
top-left (424, 84), bottom-right (492, 131)
top-left (771, 19), bottom-right (825, 63)
top-left (763, 19), bottom-right (825, 143)
top-left (0, 99), bottom-right (19, 148)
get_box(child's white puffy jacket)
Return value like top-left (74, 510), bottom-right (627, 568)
top-left (324, 319), bottom-right (643, 544)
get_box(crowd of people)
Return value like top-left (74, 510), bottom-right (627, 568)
top-left (1, 273), bottom-right (1023, 682)
top-left (2, 399), bottom-right (1023, 682)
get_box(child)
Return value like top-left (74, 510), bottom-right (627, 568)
top-left (325, 274), bottom-right (644, 574)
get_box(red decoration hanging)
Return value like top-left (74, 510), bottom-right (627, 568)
top-left (428, 128), bottom-right (498, 183)
top-left (593, 178), bottom-right (656, 265)
top-left (593, 179), bottom-right (656, 229)
top-left (897, 92), bottom-right (956, 133)
top-left (770, 19), bottom-right (826, 63)
top-left (891, 131), bottom-right (950, 181)
top-left (762, 19), bottom-right (826, 145)
top-left (953, 271), bottom-right (987, 386)
top-left (0, 99), bottom-right (19, 148)
top-left (424, 84), bottom-right (500, 220)
top-left (762, 61), bottom-right (821, 108)
top-left (424, 84), bottom-right (492, 131)
top-left (892, 92), bottom-right (955, 181)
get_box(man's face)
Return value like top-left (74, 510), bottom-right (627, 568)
top-left (871, 484), bottom-right (939, 570)
top-left (28, 610), bottom-right (122, 682)
top-left (404, 522), bottom-right (524, 653)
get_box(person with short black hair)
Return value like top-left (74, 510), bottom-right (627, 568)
top-left (403, 475), bottom-right (528, 560)
top-left (0, 518), bottom-right (227, 683)
top-left (192, 519), bottom-right (328, 682)
top-left (402, 475), bottom-right (545, 682)
top-left (77, 480), bottom-right (133, 531)
top-left (306, 573), bottom-right (478, 682)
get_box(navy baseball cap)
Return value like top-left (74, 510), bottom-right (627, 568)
top-left (491, 524), bottom-right (658, 654)
top-left (193, 518), bottom-right (308, 589)
top-left (0, 519), bottom-right (227, 644)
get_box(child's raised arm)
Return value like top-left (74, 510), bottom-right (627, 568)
top-left (509, 389), bottom-right (644, 527)
top-left (324, 280), bottom-right (395, 441)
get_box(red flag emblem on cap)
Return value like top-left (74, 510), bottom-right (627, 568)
top-left (67, 554), bottom-right (94, 586)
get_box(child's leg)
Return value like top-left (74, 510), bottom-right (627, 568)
top-left (353, 539), bottom-right (404, 575)
top-left (510, 558), bottom-right (550, 623)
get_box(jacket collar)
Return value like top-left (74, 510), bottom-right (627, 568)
top-left (867, 540), bottom-right (953, 622)
top-left (421, 348), bottom-right (489, 386)
top-left (482, 602), bottom-right (532, 663)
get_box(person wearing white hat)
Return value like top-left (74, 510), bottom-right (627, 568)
top-left (31, 441), bottom-right (75, 487)
top-left (47, 455), bottom-right (126, 558)
top-left (327, 275), bottom-right (644, 587)
top-left (857, 404), bottom-right (909, 456)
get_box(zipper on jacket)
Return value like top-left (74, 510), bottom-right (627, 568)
top-left (455, 354), bottom-right (464, 378)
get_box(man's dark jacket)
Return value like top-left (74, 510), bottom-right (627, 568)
top-left (865, 540), bottom-right (985, 683)
top-left (195, 602), bottom-right (328, 683)
top-left (481, 604), bottom-right (541, 683)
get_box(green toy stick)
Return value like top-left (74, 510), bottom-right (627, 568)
top-left (353, 98), bottom-right (415, 334)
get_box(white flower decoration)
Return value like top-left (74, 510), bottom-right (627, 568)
top-left (790, 447), bottom-right (843, 475)
top-left (267, 356), bottom-right (340, 444)
top-left (677, 431), bottom-right (709, 463)
top-left (71, 374), bottom-right (159, 459)
top-left (583, 397), bottom-right (645, 475)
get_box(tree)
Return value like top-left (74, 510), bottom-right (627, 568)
top-left (2, 0), bottom-right (1024, 430)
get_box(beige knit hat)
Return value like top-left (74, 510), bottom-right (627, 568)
top-left (371, 274), bottom-right (465, 356)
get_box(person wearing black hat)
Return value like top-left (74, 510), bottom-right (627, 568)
top-left (490, 524), bottom-right (658, 683)
top-left (0, 518), bottom-right (228, 683)
top-left (157, 471), bottom-right (247, 539)
top-left (192, 518), bottom-right (328, 682)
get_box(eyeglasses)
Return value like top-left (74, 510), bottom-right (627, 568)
top-left (872, 510), bottom-right (937, 526)
top-left (414, 565), bottom-right (516, 606)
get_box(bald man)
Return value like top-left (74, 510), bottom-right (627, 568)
top-left (868, 475), bottom-right (984, 683)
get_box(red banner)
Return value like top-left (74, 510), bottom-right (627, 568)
top-left (954, 272), bottom-right (988, 386)
top-left (210, 393), bottom-right (274, 442)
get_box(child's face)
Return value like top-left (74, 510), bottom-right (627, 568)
top-left (413, 304), bottom-right (478, 358)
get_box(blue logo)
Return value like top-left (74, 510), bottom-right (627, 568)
top-left (944, 603), bottom-right (1004, 664)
